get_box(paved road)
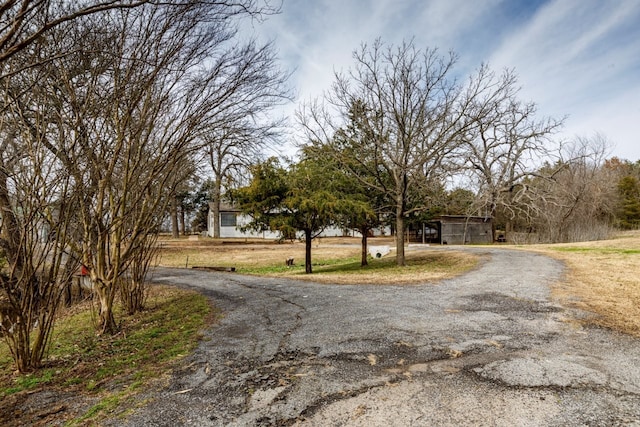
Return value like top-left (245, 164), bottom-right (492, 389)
top-left (115, 247), bottom-right (640, 426)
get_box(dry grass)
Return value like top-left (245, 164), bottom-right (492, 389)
top-left (156, 236), bottom-right (479, 285)
top-left (287, 251), bottom-right (479, 285)
top-left (157, 237), bottom-right (361, 269)
top-left (525, 230), bottom-right (640, 337)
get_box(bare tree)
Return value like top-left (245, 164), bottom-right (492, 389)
top-left (0, 0), bottom-right (160, 272)
top-left (1, 1), bottom-right (285, 334)
top-left (168, 159), bottom-right (199, 237)
top-left (119, 226), bottom-right (158, 315)
top-left (502, 135), bottom-right (616, 243)
top-left (301, 39), bottom-right (505, 265)
top-left (0, 1), bottom-right (279, 73)
top-left (0, 0), bottom-right (284, 370)
top-left (606, 157), bottom-right (640, 229)
top-left (204, 39), bottom-right (291, 238)
top-left (0, 85), bottom-right (79, 372)
top-left (461, 68), bottom-right (563, 240)
top-left (0, 0), bottom-right (156, 76)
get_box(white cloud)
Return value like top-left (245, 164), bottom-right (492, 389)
top-left (412, 0), bottom-right (503, 48)
top-left (487, 0), bottom-right (640, 159)
top-left (254, 0), bottom-right (640, 160)
top-left (560, 86), bottom-right (640, 160)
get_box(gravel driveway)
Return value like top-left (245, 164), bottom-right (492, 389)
top-left (111, 247), bottom-right (640, 426)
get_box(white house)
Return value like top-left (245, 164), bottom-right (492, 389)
top-left (207, 202), bottom-right (389, 239)
top-left (207, 202), bottom-right (280, 239)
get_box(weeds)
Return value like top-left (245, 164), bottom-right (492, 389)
top-left (0, 285), bottom-right (214, 424)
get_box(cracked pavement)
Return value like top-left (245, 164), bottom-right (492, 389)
top-left (110, 247), bottom-right (640, 426)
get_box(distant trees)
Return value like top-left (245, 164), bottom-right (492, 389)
top-left (230, 158), bottom-right (290, 239)
top-left (498, 136), bottom-right (619, 243)
top-left (607, 158), bottom-right (640, 230)
top-left (444, 188), bottom-right (476, 216)
top-left (169, 162), bottom-right (200, 238)
top-left (204, 41), bottom-right (292, 238)
top-left (617, 175), bottom-right (640, 229)
top-left (191, 179), bottom-right (216, 233)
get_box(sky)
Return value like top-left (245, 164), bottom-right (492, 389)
top-left (250, 0), bottom-right (640, 161)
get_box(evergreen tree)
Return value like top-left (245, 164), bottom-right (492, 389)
top-left (617, 175), bottom-right (640, 229)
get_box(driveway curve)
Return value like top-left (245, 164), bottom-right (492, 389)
top-left (111, 247), bottom-right (640, 426)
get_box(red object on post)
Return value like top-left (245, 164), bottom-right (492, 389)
top-left (80, 265), bottom-right (89, 276)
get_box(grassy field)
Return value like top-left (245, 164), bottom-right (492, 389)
top-left (156, 236), bottom-right (480, 285)
top-left (529, 230), bottom-right (640, 337)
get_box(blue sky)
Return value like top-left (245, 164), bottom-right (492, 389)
top-left (253, 0), bottom-right (640, 161)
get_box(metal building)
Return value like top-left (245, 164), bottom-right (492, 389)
top-left (413, 215), bottom-right (493, 245)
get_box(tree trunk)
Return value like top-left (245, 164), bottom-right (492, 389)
top-left (489, 197), bottom-right (498, 242)
top-left (170, 196), bottom-right (179, 238)
top-left (14, 327), bottom-right (32, 373)
top-left (0, 170), bottom-right (20, 267)
top-left (395, 197), bottom-right (406, 266)
top-left (505, 219), bottom-right (513, 242)
top-left (209, 148), bottom-right (226, 239)
top-left (304, 229), bottom-right (313, 274)
top-left (179, 204), bottom-right (186, 236)
top-left (212, 195), bottom-right (221, 239)
top-left (360, 227), bottom-right (368, 266)
top-left (94, 280), bottom-right (117, 335)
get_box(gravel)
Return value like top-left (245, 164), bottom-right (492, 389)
top-left (106, 247), bottom-right (640, 426)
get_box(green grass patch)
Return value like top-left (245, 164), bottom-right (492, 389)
top-left (70, 392), bottom-right (124, 425)
top-left (0, 285), bottom-right (215, 424)
top-left (313, 252), bottom-right (474, 274)
top-left (239, 256), bottom-right (363, 275)
top-left (2, 369), bottom-right (55, 395)
top-left (240, 251), bottom-right (478, 285)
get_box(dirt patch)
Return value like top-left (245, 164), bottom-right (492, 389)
top-left (0, 387), bottom-right (99, 427)
top-left (157, 239), bottom-right (358, 269)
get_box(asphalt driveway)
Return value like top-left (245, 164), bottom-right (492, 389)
top-left (112, 247), bottom-right (640, 426)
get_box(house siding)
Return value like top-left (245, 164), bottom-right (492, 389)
top-left (207, 205), bottom-right (390, 239)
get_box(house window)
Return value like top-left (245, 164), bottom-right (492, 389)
top-left (220, 212), bottom-right (237, 227)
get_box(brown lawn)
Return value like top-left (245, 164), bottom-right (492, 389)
top-left (156, 236), bottom-right (479, 285)
top-left (526, 230), bottom-right (640, 337)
